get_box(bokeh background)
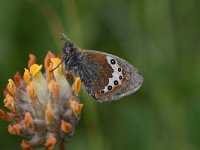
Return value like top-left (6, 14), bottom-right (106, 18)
top-left (0, 0), bottom-right (200, 150)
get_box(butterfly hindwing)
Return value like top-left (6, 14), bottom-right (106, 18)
top-left (77, 50), bottom-right (143, 102)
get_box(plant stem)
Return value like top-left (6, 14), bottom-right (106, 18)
top-left (59, 141), bottom-right (65, 150)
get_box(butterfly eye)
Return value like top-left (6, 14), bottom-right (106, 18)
top-left (110, 59), bottom-right (116, 64)
top-left (119, 76), bottom-right (122, 80)
top-left (108, 85), bottom-right (112, 90)
top-left (114, 80), bottom-right (119, 85)
top-left (118, 68), bottom-right (122, 72)
top-left (100, 90), bottom-right (105, 93)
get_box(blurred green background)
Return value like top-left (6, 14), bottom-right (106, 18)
top-left (0, 0), bottom-right (200, 150)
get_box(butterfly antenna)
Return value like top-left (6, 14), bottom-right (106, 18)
top-left (49, 55), bottom-right (67, 72)
top-left (59, 33), bottom-right (71, 43)
top-left (59, 33), bottom-right (78, 50)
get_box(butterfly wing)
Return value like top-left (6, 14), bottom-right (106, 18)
top-left (77, 50), bottom-right (143, 102)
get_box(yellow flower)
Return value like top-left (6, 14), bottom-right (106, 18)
top-left (30, 64), bottom-right (42, 77)
top-left (48, 80), bottom-right (60, 99)
top-left (7, 79), bottom-right (16, 96)
top-left (23, 68), bottom-right (31, 84)
top-left (3, 94), bottom-right (15, 112)
top-left (69, 99), bottom-right (84, 116)
top-left (45, 104), bottom-right (54, 125)
top-left (73, 77), bottom-right (82, 96)
top-left (27, 82), bottom-right (36, 101)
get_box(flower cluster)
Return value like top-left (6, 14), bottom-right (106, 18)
top-left (0, 51), bottom-right (83, 150)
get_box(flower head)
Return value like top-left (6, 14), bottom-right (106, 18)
top-left (0, 51), bottom-right (83, 150)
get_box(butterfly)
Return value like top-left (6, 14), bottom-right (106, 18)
top-left (59, 34), bottom-right (143, 102)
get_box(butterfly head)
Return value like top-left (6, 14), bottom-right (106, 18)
top-left (59, 33), bottom-right (78, 59)
top-left (63, 41), bottom-right (77, 56)
top-left (62, 39), bottom-right (81, 70)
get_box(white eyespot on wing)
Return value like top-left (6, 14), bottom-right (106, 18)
top-left (101, 56), bottom-right (123, 93)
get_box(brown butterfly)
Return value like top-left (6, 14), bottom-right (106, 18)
top-left (60, 34), bottom-right (143, 102)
